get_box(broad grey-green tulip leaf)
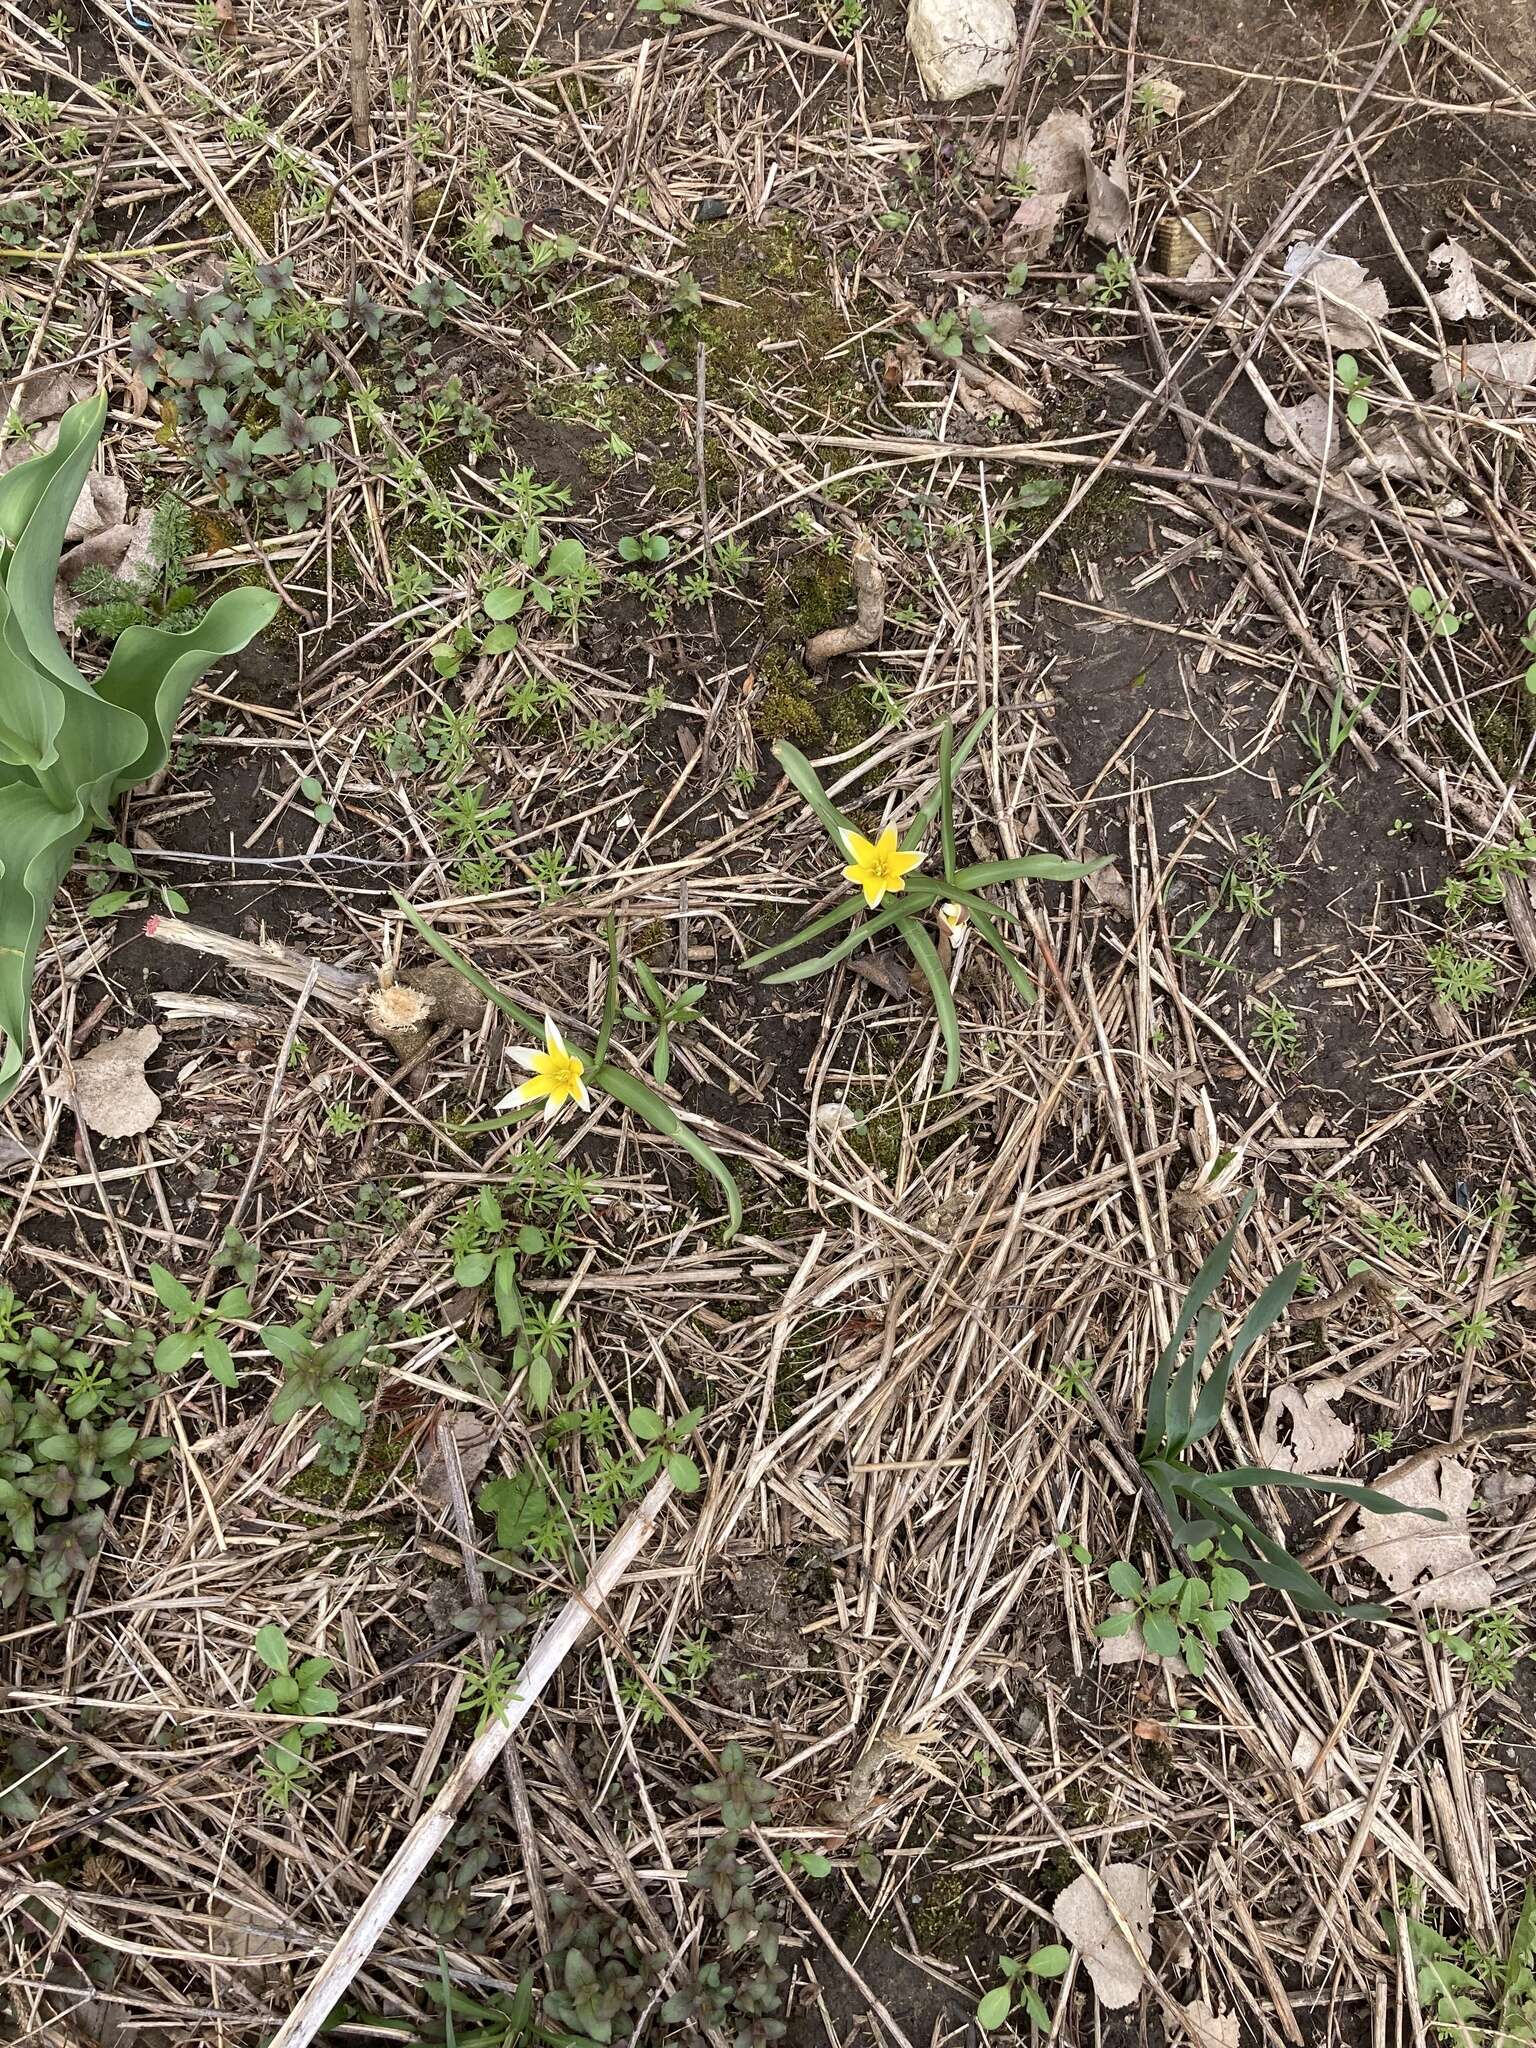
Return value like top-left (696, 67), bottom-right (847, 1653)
top-left (0, 394), bottom-right (279, 1103)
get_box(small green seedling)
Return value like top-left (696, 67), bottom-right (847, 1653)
top-left (251, 1622), bottom-right (338, 1718)
top-left (917, 307), bottom-right (994, 360)
top-left (977, 1947), bottom-right (1072, 2031)
top-left (618, 530), bottom-right (670, 565)
top-left (621, 962), bottom-right (706, 1085)
top-left (629, 1402), bottom-right (704, 1493)
top-left (149, 1263), bottom-right (250, 1390)
top-left (1428, 1606), bottom-right (1527, 1689)
top-left (1409, 584), bottom-right (1461, 637)
top-left (1093, 251), bottom-right (1134, 305)
top-left (299, 774), bottom-right (333, 825)
top-left (252, 1622), bottom-right (337, 1811)
top-left (1397, 3), bottom-right (1443, 40)
top-left (1386, 1885), bottom-right (1536, 2044)
top-left (1519, 607), bottom-right (1536, 695)
top-left (1096, 1549), bottom-right (1251, 1675)
top-left (1335, 353), bottom-right (1372, 427)
top-left (82, 839), bottom-right (188, 920)
top-left (1427, 941), bottom-right (1495, 1011)
top-left (261, 1306), bottom-right (370, 1429)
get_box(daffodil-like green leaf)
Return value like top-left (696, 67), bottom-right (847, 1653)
top-left (0, 395), bottom-right (279, 1100)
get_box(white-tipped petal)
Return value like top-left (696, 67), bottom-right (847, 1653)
top-left (573, 1078), bottom-right (592, 1111)
top-left (510, 1044), bottom-right (543, 1071)
top-left (543, 1014), bottom-right (566, 1056)
top-left (512, 1076), bottom-right (543, 1105)
top-left (542, 1090), bottom-right (562, 1121)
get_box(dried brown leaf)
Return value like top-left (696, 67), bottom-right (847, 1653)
top-left (1339, 1454), bottom-right (1496, 1612)
top-left (1053, 1863), bottom-right (1155, 2008)
top-left (1427, 239), bottom-right (1487, 321)
top-left (1283, 243), bottom-right (1389, 350)
top-left (1183, 2000), bottom-right (1238, 2048)
top-left (53, 1024), bottom-right (163, 1138)
top-left (1258, 1377), bottom-right (1353, 1474)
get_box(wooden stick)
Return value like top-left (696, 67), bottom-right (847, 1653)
top-left (348, 0), bottom-right (371, 148)
top-left (142, 913), bottom-right (368, 1007)
top-left (267, 1474), bottom-right (675, 2048)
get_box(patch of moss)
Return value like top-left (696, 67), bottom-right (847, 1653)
top-left (542, 223), bottom-right (869, 493)
top-left (753, 683), bottom-right (824, 748)
top-left (750, 635), bottom-right (883, 752)
top-left (231, 178), bottom-right (280, 246)
top-left (912, 1869), bottom-right (975, 1962)
top-left (288, 1427), bottom-right (408, 1511)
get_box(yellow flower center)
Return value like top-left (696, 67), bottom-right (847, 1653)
top-left (542, 1049), bottom-right (583, 1093)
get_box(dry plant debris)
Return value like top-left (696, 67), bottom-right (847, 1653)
top-left (1340, 1454), bottom-right (1500, 1613)
top-left (1051, 1863), bottom-right (1156, 2008)
top-left (50, 1021), bottom-right (164, 1138)
top-left (1, 0), bottom-right (1535, 2044)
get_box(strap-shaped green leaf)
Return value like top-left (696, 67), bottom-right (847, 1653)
top-left (770, 740), bottom-right (854, 845)
top-left (0, 782), bottom-right (87, 1102)
top-left (1218, 1466), bottom-right (1444, 1519)
top-left (897, 914), bottom-right (960, 1091)
top-left (0, 396), bottom-right (278, 1102)
top-left (949, 853), bottom-right (1106, 887)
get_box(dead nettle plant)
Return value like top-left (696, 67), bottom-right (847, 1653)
top-left (747, 712), bottom-right (1101, 1090)
top-left (1137, 1196), bottom-right (1440, 1615)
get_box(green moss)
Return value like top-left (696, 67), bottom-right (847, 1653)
top-left (912, 1870), bottom-right (975, 1961)
top-left (231, 178), bottom-right (281, 246)
top-left (289, 1427), bottom-right (408, 1510)
top-left (541, 223), bottom-right (868, 496)
top-left (753, 684), bottom-right (824, 748)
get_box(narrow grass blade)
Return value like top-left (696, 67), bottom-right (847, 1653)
top-left (908, 709), bottom-right (994, 845)
top-left (395, 895), bottom-right (741, 1237)
top-left (1166, 1307), bottom-right (1221, 1451)
top-left (949, 853), bottom-right (1105, 888)
top-left (1190, 1261), bottom-right (1305, 1441)
top-left (394, 894), bottom-right (545, 1036)
top-left (937, 716), bottom-right (956, 882)
top-left (771, 740), bottom-right (853, 845)
top-left (1200, 1487), bottom-right (1378, 1615)
top-left (760, 897), bottom-right (915, 983)
top-left (968, 901), bottom-right (1038, 1004)
top-left (593, 914), bottom-right (620, 1068)
top-left (897, 915), bottom-right (960, 1090)
top-left (1144, 1202), bottom-right (1248, 1454)
top-left (1219, 1466), bottom-right (1444, 1519)
top-left (597, 1062), bottom-right (741, 1240)
top-left (745, 892), bottom-right (862, 970)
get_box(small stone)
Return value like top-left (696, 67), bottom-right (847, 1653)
top-left (906, 0), bottom-right (1016, 101)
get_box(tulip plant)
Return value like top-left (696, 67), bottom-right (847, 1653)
top-left (0, 393), bottom-right (279, 1100)
top-left (747, 712), bottom-right (1101, 1090)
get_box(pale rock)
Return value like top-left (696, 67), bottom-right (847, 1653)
top-left (906, 0), bottom-right (1017, 102)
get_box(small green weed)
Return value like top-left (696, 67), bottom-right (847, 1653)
top-left (1095, 1550), bottom-right (1251, 1675)
top-left (1410, 584), bottom-right (1461, 637)
top-left (977, 1947), bottom-right (1071, 2032)
top-left (621, 962), bottom-right (706, 1085)
top-left (261, 1297), bottom-right (373, 1430)
top-left (1428, 942), bottom-right (1496, 1011)
top-left (1387, 1885), bottom-right (1536, 2046)
top-left (1430, 1606), bottom-right (1526, 1689)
